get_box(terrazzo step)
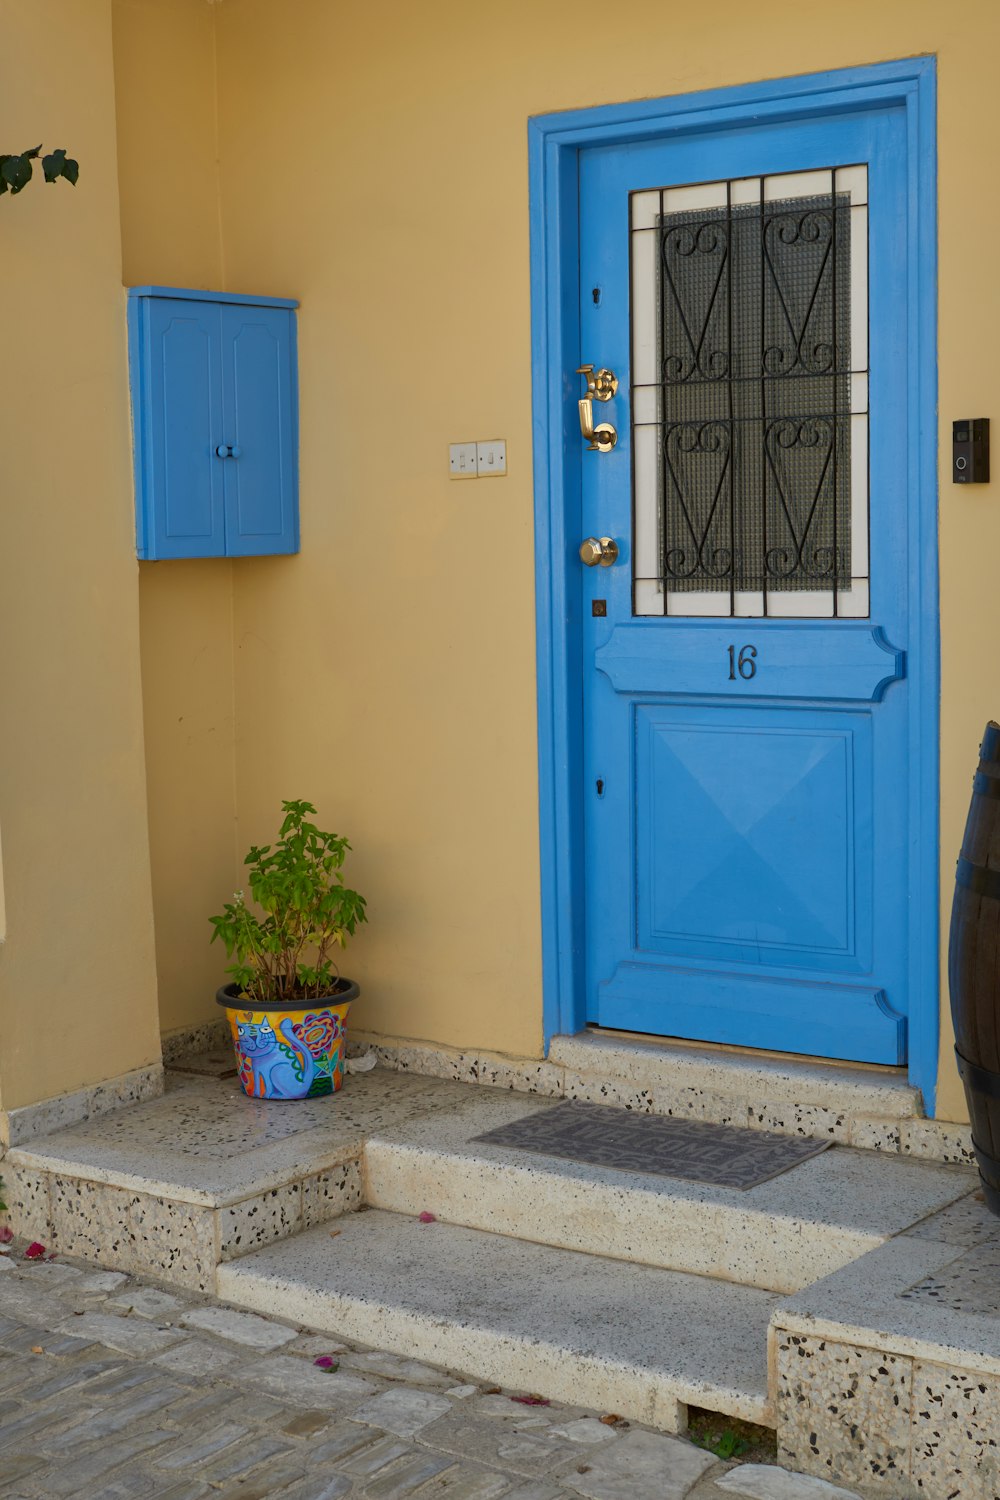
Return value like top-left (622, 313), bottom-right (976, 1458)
top-left (550, 1031), bottom-right (925, 1128)
top-left (3, 1068), bottom-right (478, 1291)
top-left (216, 1206), bottom-right (777, 1431)
top-left (6, 1065), bottom-right (974, 1297)
top-left (362, 1088), bottom-right (976, 1294)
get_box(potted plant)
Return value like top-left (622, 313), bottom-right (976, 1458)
top-left (210, 800), bottom-right (367, 1101)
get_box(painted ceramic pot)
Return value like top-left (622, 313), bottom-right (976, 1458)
top-left (216, 980), bottom-right (360, 1101)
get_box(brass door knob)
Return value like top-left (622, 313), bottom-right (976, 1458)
top-left (579, 537), bottom-right (619, 568)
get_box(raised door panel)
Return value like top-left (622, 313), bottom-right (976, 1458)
top-left (634, 704), bottom-right (871, 972)
top-left (144, 299), bottom-right (225, 559)
top-left (220, 305), bottom-right (298, 556)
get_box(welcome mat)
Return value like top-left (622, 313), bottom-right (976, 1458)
top-left (473, 1100), bottom-right (831, 1190)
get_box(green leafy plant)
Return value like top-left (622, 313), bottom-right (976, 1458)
top-left (691, 1427), bottom-right (751, 1461)
top-left (687, 1407), bottom-right (776, 1465)
top-left (0, 145), bottom-right (78, 197)
top-left (210, 800), bottom-right (367, 1005)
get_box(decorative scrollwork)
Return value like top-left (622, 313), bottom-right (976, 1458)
top-left (766, 208), bottom-right (832, 248)
top-left (663, 222), bottom-right (728, 258)
top-left (762, 208), bottom-right (837, 376)
top-left (673, 421), bottom-right (729, 455)
top-left (661, 219), bottom-right (730, 384)
top-left (768, 416), bottom-right (833, 451)
top-left (662, 421), bottom-right (734, 581)
top-left (655, 182), bottom-right (854, 603)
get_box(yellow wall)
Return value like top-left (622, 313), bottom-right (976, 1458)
top-left (204, 0), bottom-right (997, 1118)
top-left (92, 0), bottom-right (1000, 1121)
top-left (111, 0), bottom-right (240, 1038)
top-left (0, 0), bottom-right (159, 1110)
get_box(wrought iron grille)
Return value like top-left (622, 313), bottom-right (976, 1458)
top-left (631, 171), bottom-right (868, 617)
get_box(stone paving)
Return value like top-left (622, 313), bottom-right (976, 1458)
top-left (0, 1236), bottom-right (864, 1500)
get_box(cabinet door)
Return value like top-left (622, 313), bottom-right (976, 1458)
top-left (220, 304), bottom-right (299, 556)
top-left (142, 298), bottom-right (226, 560)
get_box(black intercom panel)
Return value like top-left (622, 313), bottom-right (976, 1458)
top-left (953, 419), bottom-right (990, 484)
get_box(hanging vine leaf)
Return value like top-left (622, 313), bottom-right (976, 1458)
top-left (1, 151), bottom-right (37, 194)
top-left (0, 144), bottom-right (78, 197)
top-left (42, 148), bottom-right (79, 185)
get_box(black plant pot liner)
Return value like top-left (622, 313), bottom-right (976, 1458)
top-left (216, 978), bottom-right (360, 1012)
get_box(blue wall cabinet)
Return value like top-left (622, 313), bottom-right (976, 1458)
top-left (127, 286), bottom-right (299, 560)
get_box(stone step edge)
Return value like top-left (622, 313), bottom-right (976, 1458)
top-left (342, 1028), bottom-right (973, 1166)
top-left (4, 1127), bottom-right (876, 1298)
top-left (362, 1136), bottom-right (915, 1296)
top-left (1, 1148), bottom-right (365, 1293)
top-left (216, 1215), bottom-right (773, 1431)
top-left (7, 1092), bottom-right (974, 1296)
top-left (8, 1121), bottom-right (932, 1302)
top-left (6, 1137), bottom-right (365, 1211)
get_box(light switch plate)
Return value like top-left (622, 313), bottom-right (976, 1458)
top-left (476, 439), bottom-right (507, 477)
top-left (449, 442), bottom-right (478, 479)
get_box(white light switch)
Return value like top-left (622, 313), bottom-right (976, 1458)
top-left (449, 442), bottom-right (478, 479)
top-left (476, 439), bottom-right (507, 477)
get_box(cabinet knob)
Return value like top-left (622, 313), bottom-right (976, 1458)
top-left (215, 444), bottom-right (242, 459)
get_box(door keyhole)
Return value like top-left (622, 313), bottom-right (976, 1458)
top-left (596, 778), bottom-right (605, 797)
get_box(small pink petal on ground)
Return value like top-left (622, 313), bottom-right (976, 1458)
top-left (23, 1242), bottom-right (46, 1260)
top-left (0, 1227), bottom-right (13, 1245)
top-left (418, 1212), bottom-right (436, 1224)
top-left (313, 1356), bottom-right (337, 1368)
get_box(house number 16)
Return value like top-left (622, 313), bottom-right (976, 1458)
top-left (727, 644), bottom-right (758, 680)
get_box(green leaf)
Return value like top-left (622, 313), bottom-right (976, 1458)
top-left (42, 148), bottom-right (66, 182)
top-left (60, 155), bottom-right (79, 185)
top-left (1, 154), bottom-right (33, 193)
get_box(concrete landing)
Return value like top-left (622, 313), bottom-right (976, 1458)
top-left (217, 1207), bottom-right (778, 1431)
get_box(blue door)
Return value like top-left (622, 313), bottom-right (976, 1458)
top-left (580, 106), bottom-right (911, 1062)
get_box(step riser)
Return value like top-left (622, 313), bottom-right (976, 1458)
top-left (363, 1141), bottom-right (881, 1293)
top-left (3, 1155), bottom-right (363, 1291)
top-left (346, 1030), bottom-right (985, 1165)
top-left (215, 1262), bottom-right (771, 1431)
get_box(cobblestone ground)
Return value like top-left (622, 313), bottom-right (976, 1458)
top-left (0, 1239), bottom-right (859, 1500)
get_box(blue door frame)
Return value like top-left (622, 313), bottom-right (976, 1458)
top-left (528, 59), bottom-right (940, 1112)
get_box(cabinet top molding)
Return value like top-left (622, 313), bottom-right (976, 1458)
top-left (127, 285), bottom-right (299, 310)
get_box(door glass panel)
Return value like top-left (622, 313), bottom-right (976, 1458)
top-left (631, 167), bottom-right (869, 618)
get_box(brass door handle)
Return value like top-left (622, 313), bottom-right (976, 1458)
top-left (579, 536), bottom-right (619, 568)
top-left (576, 364), bottom-right (618, 453)
top-left (578, 398), bottom-right (617, 453)
top-left (576, 364), bottom-right (618, 401)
